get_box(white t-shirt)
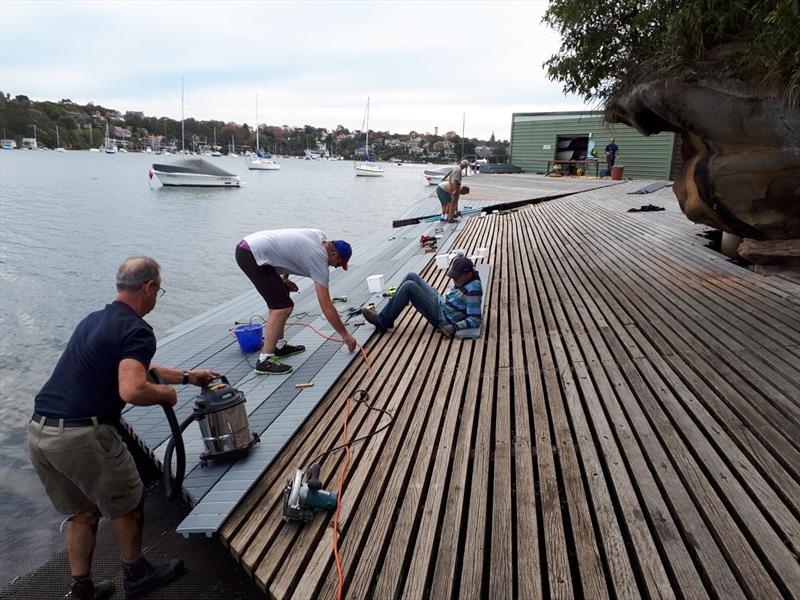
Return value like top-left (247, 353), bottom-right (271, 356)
top-left (244, 228), bottom-right (330, 287)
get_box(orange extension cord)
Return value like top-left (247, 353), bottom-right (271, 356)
top-left (285, 320), bottom-right (371, 599)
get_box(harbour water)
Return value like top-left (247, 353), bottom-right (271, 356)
top-left (0, 150), bottom-right (432, 582)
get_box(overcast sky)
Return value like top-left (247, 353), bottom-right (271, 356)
top-left (0, 1), bottom-right (587, 140)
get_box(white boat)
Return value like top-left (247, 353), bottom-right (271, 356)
top-left (423, 165), bottom-right (455, 185)
top-left (211, 127), bottom-right (222, 156)
top-left (355, 162), bottom-right (384, 176)
top-left (151, 158), bottom-right (240, 187)
top-left (28, 124), bottom-right (39, 150)
top-left (104, 123), bottom-right (117, 154)
top-left (248, 152), bottom-right (281, 170)
top-left (54, 126), bottom-right (66, 152)
top-left (247, 95), bottom-right (280, 170)
top-left (354, 97), bottom-right (383, 177)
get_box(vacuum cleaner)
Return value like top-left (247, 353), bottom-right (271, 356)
top-left (149, 369), bottom-right (259, 499)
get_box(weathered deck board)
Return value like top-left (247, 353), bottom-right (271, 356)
top-left (216, 180), bottom-right (800, 598)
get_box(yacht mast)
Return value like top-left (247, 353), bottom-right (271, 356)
top-left (181, 77), bottom-right (185, 154)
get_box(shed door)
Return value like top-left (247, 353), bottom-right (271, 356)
top-left (555, 134), bottom-right (589, 161)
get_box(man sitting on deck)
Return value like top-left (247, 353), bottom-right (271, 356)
top-left (362, 256), bottom-right (483, 337)
top-left (235, 228), bottom-right (358, 375)
top-left (27, 256), bottom-right (219, 600)
top-left (436, 159), bottom-right (470, 222)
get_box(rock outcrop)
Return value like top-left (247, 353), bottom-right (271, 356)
top-left (609, 78), bottom-right (800, 265)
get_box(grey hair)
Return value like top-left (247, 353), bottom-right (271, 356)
top-left (116, 256), bottom-right (161, 292)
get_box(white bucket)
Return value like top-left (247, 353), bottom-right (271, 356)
top-left (366, 274), bottom-right (384, 293)
top-left (453, 248), bottom-right (466, 257)
top-left (435, 254), bottom-right (450, 269)
top-left (474, 247), bottom-right (488, 258)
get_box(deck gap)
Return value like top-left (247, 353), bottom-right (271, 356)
top-left (420, 344), bottom-right (473, 600)
top-left (339, 330), bottom-right (448, 596)
top-left (543, 319), bottom-right (585, 599)
top-left (536, 227), bottom-right (628, 600)
top-left (367, 343), bottom-right (464, 600)
top-left (449, 334), bottom-right (489, 600)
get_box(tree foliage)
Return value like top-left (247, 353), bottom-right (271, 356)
top-left (543, 0), bottom-right (800, 106)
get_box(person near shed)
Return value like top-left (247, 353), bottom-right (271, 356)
top-left (605, 137), bottom-right (619, 176)
top-left (361, 256), bottom-right (482, 337)
top-left (435, 159), bottom-right (471, 222)
top-left (235, 228), bottom-right (357, 375)
top-left (27, 256), bottom-right (220, 600)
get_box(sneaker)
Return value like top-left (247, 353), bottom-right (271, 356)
top-left (123, 558), bottom-right (184, 598)
top-left (273, 342), bottom-right (305, 358)
top-left (255, 355), bottom-right (293, 375)
top-left (361, 307), bottom-right (386, 331)
top-left (69, 580), bottom-right (115, 600)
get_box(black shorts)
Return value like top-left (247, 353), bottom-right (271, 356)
top-left (235, 244), bottom-right (293, 310)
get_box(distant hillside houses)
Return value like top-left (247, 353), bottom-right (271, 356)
top-left (0, 94), bottom-right (509, 159)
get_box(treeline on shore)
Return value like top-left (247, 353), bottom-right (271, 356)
top-left (0, 93), bottom-right (508, 162)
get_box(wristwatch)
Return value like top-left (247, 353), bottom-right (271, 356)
top-left (182, 370), bottom-right (190, 385)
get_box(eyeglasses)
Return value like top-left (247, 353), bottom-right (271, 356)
top-left (149, 281), bottom-right (166, 298)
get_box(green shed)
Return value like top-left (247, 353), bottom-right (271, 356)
top-left (509, 111), bottom-right (680, 180)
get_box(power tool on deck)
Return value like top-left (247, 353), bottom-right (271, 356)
top-left (282, 464), bottom-right (338, 523)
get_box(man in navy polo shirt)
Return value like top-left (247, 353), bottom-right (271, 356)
top-left (28, 256), bottom-right (218, 600)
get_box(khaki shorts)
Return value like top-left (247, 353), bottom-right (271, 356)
top-left (27, 420), bottom-right (143, 519)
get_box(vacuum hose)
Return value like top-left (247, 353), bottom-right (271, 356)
top-left (148, 369), bottom-right (192, 500)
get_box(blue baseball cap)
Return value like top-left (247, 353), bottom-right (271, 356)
top-left (331, 240), bottom-right (352, 270)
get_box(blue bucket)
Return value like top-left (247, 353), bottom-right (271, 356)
top-left (234, 323), bottom-right (263, 353)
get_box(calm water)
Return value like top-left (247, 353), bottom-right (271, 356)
top-left (0, 150), bottom-right (430, 581)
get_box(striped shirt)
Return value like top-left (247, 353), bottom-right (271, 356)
top-left (441, 274), bottom-right (483, 329)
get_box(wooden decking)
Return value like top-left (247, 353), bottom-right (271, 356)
top-left (220, 182), bottom-right (800, 599)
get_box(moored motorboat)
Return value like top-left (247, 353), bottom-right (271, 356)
top-left (151, 158), bottom-right (241, 187)
top-left (423, 166), bottom-right (453, 185)
top-left (354, 162), bottom-right (385, 177)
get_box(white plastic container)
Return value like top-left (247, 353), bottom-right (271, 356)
top-left (366, 274), bottom-right (384, 293)
top-left (474, 247), bottom-right (488, 258)
top-left (435, 254), bottom-right (450, 269)
top-left (452, 248), bottom-right (466, 257)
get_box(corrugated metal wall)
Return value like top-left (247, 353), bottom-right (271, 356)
top-left (509, 112), bottom-right (676, 180)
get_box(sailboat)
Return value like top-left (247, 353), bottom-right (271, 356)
top-left (229, 135), bottom-right (238, 157)
top-left (104, 123), bottom-right (117, 154)
top-left (248, 95), bottom-right (280, 170)
top-left (28, 124), bottom-right (39, 150)
top-left (354, 97), bottom-right (383, 177)
top-left (55, 126), bottom-right (66, 152)
top-left (88, 122), bottom-right (100, 152)
top-left (211, 128), bottom-right (221, 156)
top-left (118, 128), bottom-right (128, 153)
top-left (304, 135), bottom-right (320, 160)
